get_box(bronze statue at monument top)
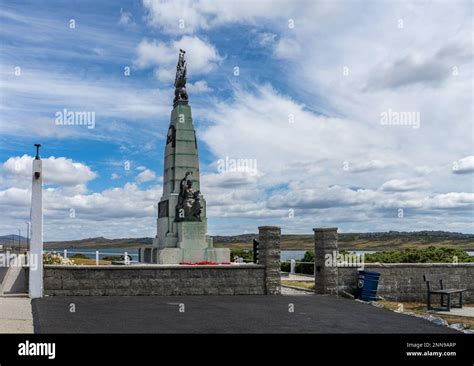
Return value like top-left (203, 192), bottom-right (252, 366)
top-left (174, 49), bottom-right (188, 106)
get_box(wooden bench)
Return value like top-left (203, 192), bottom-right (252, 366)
top-left (423, 274), bottom-right (467, 311)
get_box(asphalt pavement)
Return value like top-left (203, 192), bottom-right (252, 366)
top-left (32, 295), bottom-right (458, 333)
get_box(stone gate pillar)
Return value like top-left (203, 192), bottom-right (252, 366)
top-left (258, 226), bottom-right (281, 295)
top-left (314, 227), bottom-right (338, 295)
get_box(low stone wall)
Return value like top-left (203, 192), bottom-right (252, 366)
top-left (338, 263), bottom-right (474, 302)
top-left (44, 264), bottom-right (266, 296)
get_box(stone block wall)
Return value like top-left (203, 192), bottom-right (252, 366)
top-left (43, 225), bottom-right (284, 296)
top-left (338, 263), bottom-right (474, 302)
top-left (311, 227), bottom-right (474, 302)
top-left (43, 264), bottom-right (266, 296)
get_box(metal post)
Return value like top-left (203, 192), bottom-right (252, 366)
top-left (290, 259), bottom-right (296, 274)
top-left (18, 229), bottom-right (21, 253)
top-left (63, 249), bottom-right (67, 259)
top-left (96, 251), bottom-right (99, 266)
top-left (124, 251), bottom-right (129, 265)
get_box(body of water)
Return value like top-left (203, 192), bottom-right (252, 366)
top-left (45, 248), bottom-right (474, 261)
top-left (45, 248), bottom-right (139, 259)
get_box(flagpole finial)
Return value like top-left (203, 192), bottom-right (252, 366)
top-left (34, 144), bottom-right (41, 160)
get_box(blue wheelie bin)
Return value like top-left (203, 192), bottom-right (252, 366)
top-left (356, 270), bottom-right (381, 301)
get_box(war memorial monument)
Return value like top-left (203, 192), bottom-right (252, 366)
top-left (146, 50), bottom-right (229, 264)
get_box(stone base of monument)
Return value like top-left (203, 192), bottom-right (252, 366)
top-left (176, 221), bottom-right (210, 249)
top-left (156, 247), bottom-right (230, 264)
top-left (147, 221), bottom-right (230, 264)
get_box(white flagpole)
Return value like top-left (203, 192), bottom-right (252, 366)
top-left (29, 144), bottom-right (43, 299)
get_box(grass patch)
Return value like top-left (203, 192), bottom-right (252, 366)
top-left (282, 280), bottom-right (315, 290)
top-left (71, 258), bottom-right (112, 265)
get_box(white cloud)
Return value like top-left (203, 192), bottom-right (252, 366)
top-left (142, 0), bottom-right (301, 34)
top-left (0, 187), bottom-right (30, 207)
top-left (136, 169), bottom-right (157, 183)
top-left (425, 192), bottom-right (474, 210)
top-left (134, 36), bottom-right (222, 78)
top-left (135, 39), bottom-right (176, 69)
top-left (201, 84), bottom-right (390, 183)
top-left (348, 160), bottom-right (395, 173)
top-left (154, 67), bottom-right (175, 83)
top-left (0, 67), bottom-right (170, 139)
top-left (367, 43), bottom-right (472, 90)
top-left (2, 155), bottom-right (96, 186)
top-left (111, 173), bottom-right (121, 180)
top-left (453, 156), bottom-right (474, 174)
top-left (274, 37), bottom-right (302, 60)
top-left (266, 183), bottom-right (473, 212)
top-left (119, 8), bottom-right (134, 26)
top-left (380, 179), bottom-right (429, 192)
top-left (267, 185), bottom-right (380, 210)
top-left (0, 182), bottom-right (162, 241)
top-left (187, 80), bottom-right (212, 93)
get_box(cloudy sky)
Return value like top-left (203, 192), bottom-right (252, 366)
top-left (0, 0), bottom-right (473, 241)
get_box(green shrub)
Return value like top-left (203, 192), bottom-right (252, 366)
top-left (302, 250), bottom-right (314, 262)
top-left (102, 255), bottom-right (122, 261)
top-left (365, 246), bottom-right (473, 263)
top-left (70, 253), bottom-right (88, 259)
top-left (279, 247), bottom-right (472, 273)
top-left (280, 250), bottom-right (315, 274)
top-left (230, 249), bottom-right (254, 262)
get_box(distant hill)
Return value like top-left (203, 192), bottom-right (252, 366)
top-left (214, 231), bottom-right (474, 251)
top-left (1, 231), bottom-right (472, 251)
top-left (0, 235), bottom-right (28, 249)
top-left (44, 237), bottom-right (152, 249)
top-left (31, 230), bottom-right (474, 251)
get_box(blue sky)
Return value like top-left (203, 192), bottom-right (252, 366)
top-left (0, 0), bottom-right (473, 241)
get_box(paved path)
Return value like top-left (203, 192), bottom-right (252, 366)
top-left (0, 295), bottom-right (34, 333)
top-left (434, 306), bottom-right (474, 318)
top-left (32, 295), bottom-right (457, 334)
top-left (282, 273), bottom-right (314, 281)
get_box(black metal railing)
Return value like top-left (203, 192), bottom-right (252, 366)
top-left (252, 239), bottom-right (259, 264)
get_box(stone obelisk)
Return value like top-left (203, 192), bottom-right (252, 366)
top-left (29, 144), bottom-right (43, 298)
top-left (152, 50), bottom-right (229, 264)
